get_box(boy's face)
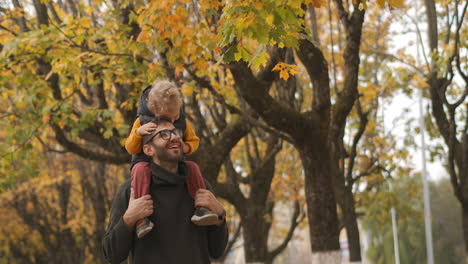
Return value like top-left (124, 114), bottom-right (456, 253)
top-left (157, 108), bottom-right (180, 123)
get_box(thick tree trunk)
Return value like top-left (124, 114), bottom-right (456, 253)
top-left (458, 136), bottom-right (468, 260)
top-left (462, 206), bottom-right (468, 264)
top-left (300, 144), bottom-right (341, 259)
top-left (243, 210), bottom-right (269, 263)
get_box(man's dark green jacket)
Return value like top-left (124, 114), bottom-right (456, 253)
top-left (102, 162), bottom-right (228, 264)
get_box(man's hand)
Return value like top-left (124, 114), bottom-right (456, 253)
top-left (136, 122), bottom-right (158, 136)
top-left (123, 188), bottom-right (154, 229)
top-left (194, 189), bottom-right (225, 225)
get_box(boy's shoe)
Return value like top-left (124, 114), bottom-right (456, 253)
top-left (136, 218), bottom-right (154, 238)
top-left (191, 206), bottom-right (219, 226)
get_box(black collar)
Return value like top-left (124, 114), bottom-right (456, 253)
top-left (151, 161), bottom-right (188, 185)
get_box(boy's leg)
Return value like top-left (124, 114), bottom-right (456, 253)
top-left (185, 161), bottom-right (219, 226)
top-left (131, 162), bottom-right (154, 238)
top-left (185, 161), bottom-right (206, 199)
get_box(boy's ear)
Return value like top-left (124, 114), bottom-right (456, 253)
top-left (143, 144), bottom-right (154, 156)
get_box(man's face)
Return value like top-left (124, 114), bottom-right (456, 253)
top-left (145, 122), bottom-right (183, 163)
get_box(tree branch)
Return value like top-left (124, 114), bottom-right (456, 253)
top-left (329, 3), bottom-right (365, 144)
top-left (346, 99), bottom-right (369, 186)
top-left (362, 48), bottom-right (426, 76)
top-left (32, 0), bottom-right (49, 27)
top-left (267, 201), bottom-right (305, 261)
top-left (50, 123), bottom-right (129, 164)
top-left (47, 2), bottom-right (62, 24)
top-left (296, 38), bottom-right (331, 111)
top-left (229, 60), bottom-right (312, 141)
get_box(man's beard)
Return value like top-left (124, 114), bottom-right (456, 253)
top-left (155, 144), bottom-right (183, 163)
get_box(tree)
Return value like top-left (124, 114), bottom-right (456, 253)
top-left (0, 1), bottom-right (304, 262)
top-left (0, 152), bottom-right (123, 264)
top-left (185, 72), bottom-right (306, 263)
top-left (420, 0), bottom-right (468, 257)
top-left (1, 0), bottom-right (406, 262)
top-left (363, 177), bottom-right (466, 264)
top-left (211, 1), bottom-right (402, 261)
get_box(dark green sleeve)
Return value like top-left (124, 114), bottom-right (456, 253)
top-left (203, 179), bottom-right (229, 259)
top-left (102, 181), bottom-right (134, 264)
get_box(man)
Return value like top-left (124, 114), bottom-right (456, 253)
top-left (102, 119), bottom-right (228, 264)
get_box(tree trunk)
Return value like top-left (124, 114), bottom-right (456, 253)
top-left (459, 135), bottom-right (468, 261)
top-left (243, 209), bottom-right (269, 263)
top-left (462, 206), bottom-right (468, 264)
top-left (300, 144), bottom-right (341, 260)
top-left (342, 187), bottom-right (362, 262)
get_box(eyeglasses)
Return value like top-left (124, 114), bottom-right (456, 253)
top-left (154, 128), bottom-right (183, 141)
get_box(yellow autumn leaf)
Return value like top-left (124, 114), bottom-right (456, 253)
top-left (310, 0), bottom-right (326, 8)
top-left (387, 0), bottom-right (404, 8)
top-left (182, 83), bottom-right (194, 96)
top-left (266, 14), bottom-right (274, 26)
top-left (137, 30), bottom-right (151, 42)
top-left (195, 59), bottom-right (209, 70)
top-left (279, 70), bottom-right (290, 80)
top-left (289, 65), bottom-right (300, 75)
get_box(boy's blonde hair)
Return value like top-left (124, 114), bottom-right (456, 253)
top-left (147, 80), bottom-right (183, 115)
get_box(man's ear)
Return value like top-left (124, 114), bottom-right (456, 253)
top-left (143, 144), bottom-right (154, 156)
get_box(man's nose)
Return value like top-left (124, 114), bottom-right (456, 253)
top-left (171, 133), bottom-right (181, 141)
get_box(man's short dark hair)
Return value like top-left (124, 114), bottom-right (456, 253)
top-left (142, 117), bottom-right (173, 145)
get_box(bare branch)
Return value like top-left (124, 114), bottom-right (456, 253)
top-left (220, 220), bottom-right (242, 262)
top-left (185, 66), bottom-right (243, 115)
top-left (0, 24), bottom-right (18, 36)
top-left (50, 123), bottom-right (129, 164)
top-left (362, 48), bottom-right (426, 76)
top-left (49, 21), bottom-right (152, 62)
top-left (346, 99), bottom-right (369, 186)
top-left (267, 201), bottom-right (305, 261)
top-left (328, 0), bottom-right (338, 96)
top-left (406, 14), bottom-right (431, 72)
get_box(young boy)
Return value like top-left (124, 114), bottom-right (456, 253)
top-left (125, 80), bottom-right (219, 238)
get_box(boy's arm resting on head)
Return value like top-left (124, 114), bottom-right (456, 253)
top-left (102, 183), bottom-right (134, 264)
top-left (125, 118), bottom-right (143, 155)
top-left (183, 120), bottom-right (200, 155)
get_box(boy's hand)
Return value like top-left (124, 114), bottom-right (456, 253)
top-left (136, 123), bottom-right (158, 136)
top-left (182, 143), bottom-right (190, 154)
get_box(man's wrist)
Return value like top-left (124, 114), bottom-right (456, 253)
top-left (123, 213), bottom-right (136, 229)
